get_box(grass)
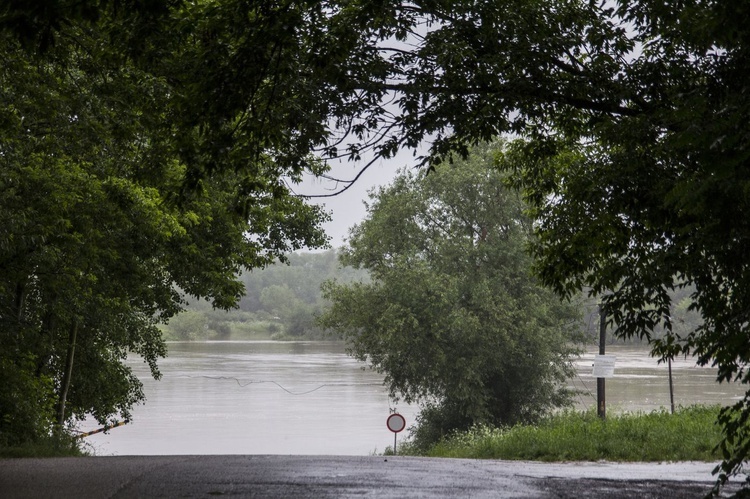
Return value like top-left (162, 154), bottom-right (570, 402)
top-left (0, 432), bottom-right (89, 458)
top-left (400, 405), bottom-right (722, 462)
top-left (227, 321), bottom-right (276, 340)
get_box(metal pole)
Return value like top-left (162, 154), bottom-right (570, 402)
top-left (597, 304), bottom-right (606, 420)
top-left (393, 432), bottom-right (397, 455)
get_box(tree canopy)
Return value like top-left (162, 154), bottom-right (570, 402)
top-left (4, 2), bottom-right (750, 487)
top-left (307, 1), bottom-right (749, 487)
top-left (320, 143), bottom-right (584, 448)
top-left (0, 2), bottom-right (330, 446)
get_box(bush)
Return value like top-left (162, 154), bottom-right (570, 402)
top-left (0, 429), bottom-right (88, 458)
top-left (400, 406), bottom-right (722, 462)
top-left (0, 356), bottom-right (57, 448)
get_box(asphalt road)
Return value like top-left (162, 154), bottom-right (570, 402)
top-left (0, 456), bottom-right (741, 498)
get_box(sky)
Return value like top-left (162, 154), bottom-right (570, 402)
top-left (296, 149), bottom-right (420, 249)
top-left (291, 25), bottom-right (434, 250)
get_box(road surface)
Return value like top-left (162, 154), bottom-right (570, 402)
top-left (0, 455), bottom-right (741, 498)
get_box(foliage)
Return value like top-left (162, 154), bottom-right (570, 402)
top-left (375, 4), bottom-right (750, 489)
top-left (400, 406), bottom-right (722, 463)
top-left (6, 3), bottom-right (750, 486)
top-left (0, 4), bottom-right (331, 447)
top-left (165, 311), bottom-right (209, 342)
top-left (320, 143), bottom-right (585, 447)
top-left (160, 250), bottom-right (366, 341)
top-left (0, 356), bottom-right (57, 447)
top-left (0, 430), bottom-right (88, 458)
top-left (242, 250), bottom-right (367, 339)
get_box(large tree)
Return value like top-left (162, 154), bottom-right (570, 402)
top-left (305, 1), bottom-right (749, 489)
top-left (321, 2), bottom-right (749, 489)
top-left (320, 143), bottom-right (584, 448)
top-left (381, 3), bottom-right (750, 490)
top-left (0, 3), bottom-right (333, 445)
top-left (6, 3), bottom-right (750, 489)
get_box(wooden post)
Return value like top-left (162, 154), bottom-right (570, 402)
top-left (668, 357), bottom-right (675, 414)
top-left (597, 304), bottom-right (606, 420)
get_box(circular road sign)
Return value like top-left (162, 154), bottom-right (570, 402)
top-left (386, 413), bottom-right (406, 433)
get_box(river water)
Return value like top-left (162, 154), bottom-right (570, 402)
top-left (79, 342), bottom-right (746, 456)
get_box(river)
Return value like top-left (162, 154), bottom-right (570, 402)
top-left (79, 342), bottom-right (746, 456)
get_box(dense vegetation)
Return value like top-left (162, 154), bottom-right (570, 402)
top-left (161, 250), bottom-right (366, 341)
top-left (159, 244), bottom-right (700, 346)
top-left (162, 245), bottom-right (700, 345)
top-left (4, 4), bottom-right (750, 492)
top-left (399, 406), bottom-right (722, 463)
top-left (0, 431), bottom-right (88, 458)
top-left (321, 144), bottom-right (587, 448)
top-left (0, 3), bottom-right (330, 449)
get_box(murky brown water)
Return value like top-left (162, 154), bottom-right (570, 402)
top-left (571, 345), bottom-right (746, 412)
top-left (80, 341), bottom-right (418, 456)
top-left (79, 342), bottom-right (746, 456)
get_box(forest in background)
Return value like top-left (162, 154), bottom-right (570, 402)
top-left (160, 249), bottom-right (367, 341)
top-left (161, 247), bottom-right (701, 345)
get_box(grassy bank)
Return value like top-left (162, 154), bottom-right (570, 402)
top-left (400, 405), bottom-right (722, 462)
top-left (0, 433), bottom-right (88, 458)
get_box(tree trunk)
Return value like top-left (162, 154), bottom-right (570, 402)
top-left (57, 320), bottom-right (78, 426)
top-left (14, 281), bottom-right (25, 323)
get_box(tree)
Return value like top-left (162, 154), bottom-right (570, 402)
top-left (340, 2), bottom-right (749, 488)
top-left (7, 3), bottom-right (750, 486)
top-left (333, 3), bottom-right (749, 489)
top-left (0, 5), bottom-right (331, 446)
top-left (155, 249), bottom-right (365, 341)
top-left (320, 143), bottom-right (584, 448)
top-left (167, 311), bottom-right (209, 342)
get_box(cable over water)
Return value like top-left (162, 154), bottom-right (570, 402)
top-left (172, 375), bottom-right (384, 395)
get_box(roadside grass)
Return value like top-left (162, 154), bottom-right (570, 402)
top-left (0, 432), bottom-right (89, 458)
top-left (400, 405), bottom-right (722, 462)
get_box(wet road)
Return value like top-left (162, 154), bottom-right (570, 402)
top-left (0, 456), bottom-right (741, 498)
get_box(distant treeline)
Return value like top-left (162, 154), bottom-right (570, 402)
top-left (581, 282), bottom-right (703, 346)
top-left (161, 249), bottom-right (367, 341)
top-left (162, 249), bottom-right (701, 344)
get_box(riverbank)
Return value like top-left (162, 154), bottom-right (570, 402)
top-left (400, 405), bottom-right (722, 462)
top-left (2, 404), bottom-right (723, 463)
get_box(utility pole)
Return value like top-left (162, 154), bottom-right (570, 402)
top-left (597, 304), bottom-right (606, 420)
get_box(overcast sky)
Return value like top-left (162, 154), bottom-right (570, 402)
top-left (292, 27), bottom-right (434, 250)
top-left (297, 152), bottom-right (414, 249)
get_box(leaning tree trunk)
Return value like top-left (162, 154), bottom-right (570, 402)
top-left (57, 320), bottom-right (78, 426)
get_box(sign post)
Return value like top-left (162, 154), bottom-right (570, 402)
top-left (597, 304), bottom-right (607, 419)
top-left (386, 413), bottom-right (406, 454)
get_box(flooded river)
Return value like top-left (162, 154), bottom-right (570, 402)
top-left (80, 342), bottom-right (746, 456)
top-left (572, 346), bottom-right (746, 412)
top-left (81, 341), bottom-right (418, 456)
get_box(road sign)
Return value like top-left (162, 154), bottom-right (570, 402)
top-left (387, 413), bottom-right (406, 454)
top-left (387, 413), bottom-right (406, 433)
top-left (593, 354), bottom-right (616, 378)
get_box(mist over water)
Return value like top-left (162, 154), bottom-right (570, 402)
top-left (80, 342), bottom-right (745, 456)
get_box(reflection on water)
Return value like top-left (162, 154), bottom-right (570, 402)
top-left (80, 342), bottom-right (747, 456)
